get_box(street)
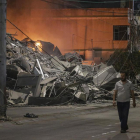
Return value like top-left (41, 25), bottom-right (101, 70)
top-left (0, 103), bottom-right (140, 140)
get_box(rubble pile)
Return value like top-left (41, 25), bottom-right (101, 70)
top-left (6, 34), bottom-right (122, 106)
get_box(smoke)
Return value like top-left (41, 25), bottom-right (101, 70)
top-left (7, 0), bottom-right (73, 54)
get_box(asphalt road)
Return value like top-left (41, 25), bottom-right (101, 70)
top-left (0, 105), bottom-right (140, 140)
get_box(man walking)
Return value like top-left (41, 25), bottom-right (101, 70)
top-left (113, 72), bottom-right (136, 133)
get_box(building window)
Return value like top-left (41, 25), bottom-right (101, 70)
top-left (113, 26), bottom-right (128, 40)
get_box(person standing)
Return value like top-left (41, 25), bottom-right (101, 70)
top-left (113, 72), bottom-right (136, 133)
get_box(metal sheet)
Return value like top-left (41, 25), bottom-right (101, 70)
top-left (40, 77), bottom-right (57, 85)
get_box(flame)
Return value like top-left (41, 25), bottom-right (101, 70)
top-left (35, 41), bottom-right (42, 52)
top-left (32, 48), bottom-right (36, 51)
top-left (36, 42), bottom-right (41, 46)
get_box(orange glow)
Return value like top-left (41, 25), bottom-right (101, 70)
top-left (36, 42), bottom-right (41, 46)
top-left (32, 48), bottom-right (36, 51)
top-left (35, 41), bottom-right (42, 52)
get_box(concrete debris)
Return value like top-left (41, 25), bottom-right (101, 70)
top-left (16, 73), bottom-right (42, 97)
top-left (7, 90), bottom-right (32, 105)
top-left (6, 33), bottom-right (139, 106)
top-left (39, 41), bottom-right (62, 57)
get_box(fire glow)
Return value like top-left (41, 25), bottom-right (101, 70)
top-left (35, 42), bottom-right (42, 52)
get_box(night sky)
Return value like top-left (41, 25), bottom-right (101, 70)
top-left (64, 0), bottom-right (129, 8)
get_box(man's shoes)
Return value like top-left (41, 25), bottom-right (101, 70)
top-left (125, 125), bottom-right (129, 130)
top-left (120, 130), bottom-right (126, 133)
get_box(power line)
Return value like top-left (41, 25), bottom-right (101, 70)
top-left (40, 0), bottom-right (130, 34)
top-left (40, 0), bottom-right (130, 51)
top-left (6, 19), bottom-right (68, 70)
top-left (41, 0), bottom-right (64, 6)
top-left (60, 0), bottom-right (139, 15)
top-left (58, 0), bottom-right (130, 58)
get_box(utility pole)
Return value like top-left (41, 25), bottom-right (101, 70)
top-left (128, 0), bottom-right (134, 53)
top-left (131, 0), bottom-right (134, 53)
top-left (130, 0), bottom-right (140, 52)
top-left (0, 0), bottom-right (7, 118)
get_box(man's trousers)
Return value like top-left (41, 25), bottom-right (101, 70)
top-left (117, 101), bottom-right (130, 130)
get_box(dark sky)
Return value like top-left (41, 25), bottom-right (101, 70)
top-left (7, 0), bottom-right (130, 9)
top-left (65, 0), bottom-right (129, 8)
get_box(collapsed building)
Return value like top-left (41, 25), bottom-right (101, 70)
top-left (7, 33), bottom-right (140, 106)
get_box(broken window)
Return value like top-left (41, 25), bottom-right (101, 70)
top-left (113, 26), bottom-right (128, 40)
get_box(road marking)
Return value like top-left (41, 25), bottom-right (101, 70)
top-left (104, 128), bottom-right (110, 129)
top-left (110, 131), bottom-right (116, 133)
top-left (92, 131), bottom-right (116, 138)
top-left (115, 122), bottom-right (120, 124)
